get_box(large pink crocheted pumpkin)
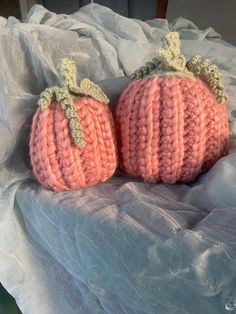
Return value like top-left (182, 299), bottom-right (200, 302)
top-left (30, 59), bottom-right (117, 191)
top-left (115, 33), bottom-right (229, 183)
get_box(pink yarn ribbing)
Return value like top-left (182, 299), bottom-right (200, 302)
top-left (115, 76), bottom-right (229, 183)
top-left (30, 97), bottom-right (118, 191)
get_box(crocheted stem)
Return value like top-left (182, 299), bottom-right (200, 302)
top-left (57, 58), bottom-right (109, 104)
top-left (130, 32), bottom-right (228, 104)
top-left (131, 32), bottom-right (189, 80)
top-left (38, 86), bottom-right (85, 147)
top-left (157, 32), bottom-right (187, 72)
top-left (57, 58), bottom-right (78, 91)
top-left (37, 58), bottom-right (110, 147)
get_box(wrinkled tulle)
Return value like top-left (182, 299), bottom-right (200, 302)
top-left (1, 4), bottom-right (236, 314)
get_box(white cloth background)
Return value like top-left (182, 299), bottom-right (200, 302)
top-left (1, 4), bottom-right (236, 314)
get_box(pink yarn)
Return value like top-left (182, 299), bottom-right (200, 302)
top-left (115, 76), bottom-right (229, 183)
top-left (30, 97), bottom-right (118, 191)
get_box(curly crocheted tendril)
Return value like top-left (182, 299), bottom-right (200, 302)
top-left (38, 86), bottom-right (85, 147)
top-left (130, 58), bottom-right (163, 80)
top-left (130, 32), bottom-right (190, 80)
top-left (38, 87), bottom-right (57, 109)
top-left (57, 58), bottom-right (109, 104)
top-left (186, 55), bottom-right (228, 103)
top-left (130, 32), bottom-right (228, 104)
top-left (37, 58), bottom-right (109, 147)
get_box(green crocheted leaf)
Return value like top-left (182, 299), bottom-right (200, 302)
top-left (130, 32), bottom-right (228, 104)
top-left (79, 79), bottom-right (109, 104)
top-left (37, 58), bottom-right (110, 147)
top-left (130, 32), bottom-right (189, 80)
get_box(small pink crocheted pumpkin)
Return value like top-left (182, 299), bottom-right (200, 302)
top-left (115, 33), bottom-right (229, 183)
top-left (30, 59), bottom-right (117, 191)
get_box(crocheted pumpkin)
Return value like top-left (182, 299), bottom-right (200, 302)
top-left (30, 59), bottom-right (117, 191)
top-left (115, 32), bottom-right (229, 183)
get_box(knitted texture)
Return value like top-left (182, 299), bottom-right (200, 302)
top-left (30, 97), bottom-right (117, 191)
top-left (131, 32), bottom-right (228, 104)
top-left (30, 59), bottom-right (117, 191)
top-left (115, 32), bottom-right (229, 183)
top-left (115, 76), bottom-right (229, 183)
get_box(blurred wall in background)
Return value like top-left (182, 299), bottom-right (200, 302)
top-left (167, 0), bottom-right (236, 45)
top-left (0, 0), bottom-right (21, 18)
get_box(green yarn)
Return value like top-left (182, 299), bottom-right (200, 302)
top-left (186, 55), bottom-right (228, 103)
top-left (130, 58), bottom-right (163, 80)
top-left (57, 58), bottom-right (78, 90)
top-left (131, 32), bottom-right (190, 80)
top-left (130, 32), bottom-right (228, 104)
top-left (38, 86), bottom-right (85, 147)
top-left (38, 58), bottom-right (109, 147)
top-left (157, 32), bottom-right (189, 73)
top-left (57, 59), bottom-right (109, 104)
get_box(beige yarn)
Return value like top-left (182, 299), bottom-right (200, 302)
top-left (130, 32), bottom-right (228, 104)
top-left (38, 58), bottom-right (109, 147)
